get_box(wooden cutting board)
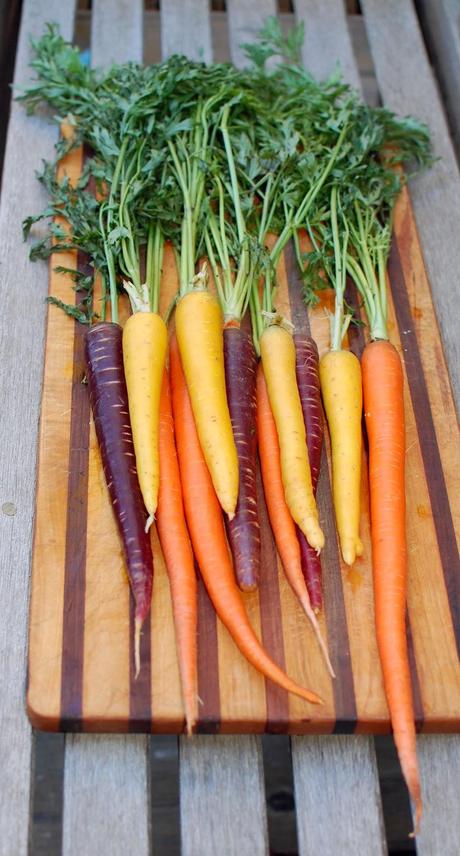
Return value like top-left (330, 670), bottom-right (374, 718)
top-left (27, 143), bottom-right (460, 734)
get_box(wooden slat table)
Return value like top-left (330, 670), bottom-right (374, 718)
top-left (0, 1), bottom-right (459, 854)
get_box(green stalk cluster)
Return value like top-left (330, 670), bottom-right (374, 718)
top-left (20, 19), bottom-right (432, 340)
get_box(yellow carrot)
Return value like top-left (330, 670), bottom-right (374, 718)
top-left (123, 311), bottom-right (168, 528)
top-left (175, 288), bottom-right (238, 519)
top-left (319, 349), bottom-right (363, 565)
top-left (260, 323), bottom-right (324, 552)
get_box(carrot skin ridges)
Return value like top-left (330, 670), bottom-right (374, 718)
top-left (223, 325), bottom-right (261, 592)
top-left (170, 333), bottom-right (323, 705)
top-left (362, 339), bottom-right (422, 833)
top-left (85, 322), bottom-right (153, 671)
top-left (175, 290), bottom-right (238, 518)
top-left (256, 364), bottom-right (334, 678)
top-left (260, 324), bottom-right (324, 552)
top-left (157, 369), bottom-right (198, 736)
top-left (123, 311), bottom-right (168, 525)
top-left (294, 334), bottom-right (323, 487)
top-left (297, 529), bottom-right (322, 613)
top-left (319, 349), bottom-right (363, 566)
top-left (294, 333), bottom-right (324, 611)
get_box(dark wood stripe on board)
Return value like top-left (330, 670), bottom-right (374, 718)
top-left (60, 253), bottom-right (92, 730)
top-left (345, 278), bottom-right (425, 730)
top-left (257, 464), bottom-right (290, 733)
top-left (406, 611), bottom-right (424, 732)
top-left (389, 234), bottom-right (460, 659)
top-left (284, 240), bottom-right (357, 732)
top-left (129, 603), bottom-right (152, 732)
top-left (196, 568), bottom-right (221, 734)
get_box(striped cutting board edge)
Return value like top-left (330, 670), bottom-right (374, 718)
top-left (27, 143), bottom-right (460, 734)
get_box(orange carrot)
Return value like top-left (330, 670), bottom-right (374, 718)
top-left (156, 368), bottom-right (198, 735)
top-left (256, 364), bottom-right (334, 678)
top-left (169, 333), bottom-right (322, 706)
top-left (362, 339), bottom-right (422, 833)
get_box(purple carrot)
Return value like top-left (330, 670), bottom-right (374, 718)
top-left (85, 322), bottom-right (153, 675)
top-left (223, 323), bottom-right (261, 591)
top-left (297, 529), bottom-right (323, 612)
top-left (294, 333), bottom-right (324, 611)
top-left (294, 334), bottom-right (323, 486)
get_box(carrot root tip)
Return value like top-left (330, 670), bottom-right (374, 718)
top-left (410, 800), bottom-right (422, 838)
top-left (227, 511), bottom-right (235, 522)
top-left (301, 596), bottom-right (335, 679)
top-left (144, 513), bottom-right (155, 534)
top-left (134, 616), bottom-right (142, 679)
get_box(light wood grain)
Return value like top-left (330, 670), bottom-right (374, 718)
top-left (0, 2), bottom-right (76, 853)
top-left (62, 735), bottom-right (150, 855)
top-left (291, 3), bottom-right (460, 847)
top-left (361, 0), bottom-right (460, 839)
top-left (227, 0), bottom-right (276, 68)
top-left (414, 0), bottom-right (460, 158)
top-left (295, 0), bottom-right (361, 90)
top-left (82, 405), bottom-right (131, 729)
top-left (174, 9), bottom-right (269, 854)
top-left (160, 0), bottom-right (213, 63)
top-left (62, 7), bottom-right (150, 856)
top-left (416, 735), bottom-right (460, 856)
top-left (27, 0), bottom-right (460, 732)
top-left (361, 0), bottom-right (460, 410)
top-left (91, 0), bottom-right (144, 66)
top-left (284, 8), bottom-right (385, 851)
top-left (291, 736), bottom-right (386, 855)
top-left (30, 191), bottom-right (460, 734)
top-left (180, 736), bottom-right (268, 856)
top-left (390, 191), bottom-right (460, 726)
top-left (28, 141), bottom-right (83, 729)
top-left (18, 3), bottom-right (460, 852)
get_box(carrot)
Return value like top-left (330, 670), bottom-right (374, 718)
top-left (175, 287), bottom-right (239, 519)
top-left (320, 349), bottom-right (364, 566)
top-left (294, 334), bottom-right (323, 488)
top-left (362, 339), bottom-right (421, 832)
top-left (297, 530), bottom-right (323, 614)
top-left (123, 310), bottom-right (167, 529)
top-left (314, 187), bottom-right (363, 567)
top-left (85, 322), bottom-right (153, 677)
top-left (156, 369), bottom-right (198, 735)
top-left (260, 322), bottom-right (324, 553)
top-left (256, 364), bottom-right (334, 678)
top-left (223, 322), bottom-right (261, 591)
top-left (294, 333), bottom-right (324, 610)
top-left (170, 333), bottom-right (323, 704)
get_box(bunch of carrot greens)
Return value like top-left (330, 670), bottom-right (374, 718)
top-left (21, 20), bottom-right (432, 830)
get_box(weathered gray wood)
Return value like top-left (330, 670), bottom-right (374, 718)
top-left (227, 0), bottom-right (276, 68)
top-left (287, 8), bottom-right (386, 854)
top-left (0, 3), bottom-right (76, 854)
top-left (416, 736), bottom-right (460, 856)
top-left (160, 0), bottom-right (213, 64)
top-left (292, 736), bottom-right (386, 855)
top-left (62, 7), bottom-right (150, 856)
top-left (173, 13), bottom-right (269, 854)
top-left (417, 0), bottom-right (460, 157)
top-left (361, 0), bottom-right (460, 409)
top-left (62, 736), bottom-right (150, 856)
top-left (180, 736), bottom-right (268, 856)
top-left (293, 4), bottom-right (460, 848)
top-left (91, 0), bottom-right (144, 66)
top-left (295, 0), bottom-right (361, 90)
